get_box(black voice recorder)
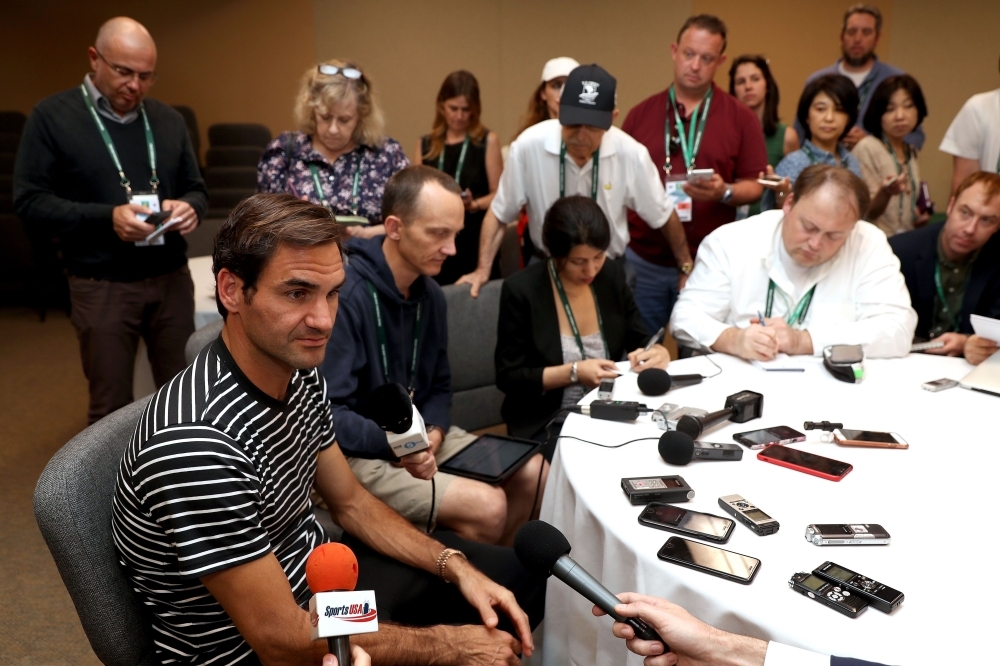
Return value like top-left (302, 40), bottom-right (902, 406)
top-left (788, 571), bottom-right (868, 618)
top-left (621, 475), bottom-right (694, 505)
top-left (813, 561), bottom-right (904, 614)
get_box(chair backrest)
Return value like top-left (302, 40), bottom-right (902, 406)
top-left (0, 110), bottom-right (27, 134)
top-left (34, 398), bottom-right (157, 666)
top-left (185, 319), bottom-right (223, 364)
top-left (171, 105), bottom-right (201, 164)
top-left (208, 123), bottom-right (272, 148)
top-left (443, 279), bottom-right (505, 431)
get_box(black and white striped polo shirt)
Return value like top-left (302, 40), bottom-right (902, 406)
top-left (112, 337), bottom-right (336, 665)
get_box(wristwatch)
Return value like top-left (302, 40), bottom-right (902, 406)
top-left (679, 262), bottom-right (694, 276)
top-left (720, 185), bottom-right (734, 204)
top-left (570, 361), bottom-right (579, 384)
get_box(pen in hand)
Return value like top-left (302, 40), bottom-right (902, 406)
top-left (634, 327), bottom-right (666, 369)
top-left (757, 311), bottom-right (766, 327)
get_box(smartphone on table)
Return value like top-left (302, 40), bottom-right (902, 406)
top-left (757, 444), bottom-right (853, 481)
top-left (638, 502), bottom-right (734, 543)
top-left (832, 429), bottom-right (908, 449)
top-left (733, 425), bottom-right (805, 450)
top-left (657, 536), bottom-right (760, 584)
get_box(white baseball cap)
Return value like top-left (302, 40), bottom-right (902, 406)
top-left (541, 57), bottom-right (580, 83)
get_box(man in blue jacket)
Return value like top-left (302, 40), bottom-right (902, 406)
top-left (322, 166), bottom-right (546, 546)
top-left (890, 171), bottom-right (1000, 364)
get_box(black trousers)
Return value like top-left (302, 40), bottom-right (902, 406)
top-left (340, 530), bottom-right (546, 635)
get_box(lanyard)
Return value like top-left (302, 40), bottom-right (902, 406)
top-left (765, 279), bottom-right (816, 327)
top-left (548, 259), bottom-right (609, 360)
top-left (858, 77), bottom-right (876, 111)
top-left (802, 142), bottom-right (843, 168)
top-left (933, 263), bottom-right (970, 333)
top-left (80, 84), bottom-right (157, 198)
top-left (366, 281), bottom-right (422, 397)
top-left (559, 143), bottom-right (600, 200)
top-left (309, 154), bottom-right (362, 215)
top-left (437, 135), bottom-right (470, 188)
top-left (883, 137), bottom-right (916, 221)
top-left (664, 85), bottom-right (713, 176)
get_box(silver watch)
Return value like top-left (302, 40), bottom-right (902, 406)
top-left (570, 361), bottom-right (579, 384)
top-left (721, 185), bottom-right (734, 204)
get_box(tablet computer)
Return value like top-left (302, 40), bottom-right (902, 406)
top-left (438, 434), bottom-right (540, 485)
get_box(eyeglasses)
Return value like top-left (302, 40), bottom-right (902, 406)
top-left (94, 49), bottom-right (156, 83)
top-left (318, 65), bottom-right (362, 79)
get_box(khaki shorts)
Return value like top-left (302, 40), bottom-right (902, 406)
top-left (347, 426), bottom-right (478, 530)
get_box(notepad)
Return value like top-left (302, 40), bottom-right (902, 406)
top-left (751, 354), bottom-right (805, 372)
top-left (971, 314), bottom-right (1000, 343)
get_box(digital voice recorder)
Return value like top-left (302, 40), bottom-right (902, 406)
top-left (621, 475), bottom-right (694, 505)
top-left (813, 561), bottom-right (904, 614)
top-left (788, 571), bottom-right (868, 618)
top-left (804, 524), bottom-right (890, 546)
top-left (717, 495), bottom-right (779, 536)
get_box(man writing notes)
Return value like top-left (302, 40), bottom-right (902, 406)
top-left (13, 17), bottom-right (207, 423)
top-left (670, 164), bottom-right (916, 361)
top-left (457, 64), bottom-right (682, 297)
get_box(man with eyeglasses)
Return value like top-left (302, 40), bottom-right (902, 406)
top-left (795, 4), bottom-right (924, 152)
top-left (619, 14), bottom-right (767, 336)
top-left (14, 16), bottom-right (207, 424)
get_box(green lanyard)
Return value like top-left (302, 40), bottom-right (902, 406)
top-left (548, 259), bottom-right (609, 360)
top-left (664, 85), bottom-right (713, 175)
top-left (80, 83), bottom-right (157, 198)
top-left (309, 153), bottom-right (365, 223)
top-left (801, 141), bottom-right (843, 168)
top-left (858, 77), bottom-right (876, 111)
top-left (437, 135), bottom-right (470, 188)
top-left (559, 143), bottom-right (600, 200)
top-left (765, 279), bottom-right (816, 327)
top-left (883, 137), bottom-right (916, 222)
top-left (366, 281), bottom-right (422, 397)
top-left (933, 263), bottom-right (970, 333)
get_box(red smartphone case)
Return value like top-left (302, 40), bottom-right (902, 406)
top-left (756, 447), bottom-right (853, 482)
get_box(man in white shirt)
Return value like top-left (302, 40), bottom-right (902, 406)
top-left (670, 164), bottom-right (916, 360)
top-left (597, 591), bottom-right (892, 666)
top-left (457, 64), bottom-right (684, 296)
top-left (939, 61), bottom-right (1000, 194)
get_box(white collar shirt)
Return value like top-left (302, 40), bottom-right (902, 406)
top-left (669, 209), bottom-right (917, 358)
top-left (490, 119), bottom-right (673, 258)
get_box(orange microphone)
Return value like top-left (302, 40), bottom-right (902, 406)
top-left (306, 543), bottom-right (378, 666)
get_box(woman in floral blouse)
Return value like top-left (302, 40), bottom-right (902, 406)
top-left (257, 59), bottom-right (409, 238)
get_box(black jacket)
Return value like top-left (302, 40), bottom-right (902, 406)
top-left (496, 259), bottom-right (648, 439)
top-left (888, 223), bottom-right (1000, 338)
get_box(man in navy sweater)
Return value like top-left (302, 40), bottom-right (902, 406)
top-left (14, 17), bottom-right (207, 423)
top-left (889, 171), bottom-right (1000, 364)
top-left (322, 166), bottom-right (546, 546)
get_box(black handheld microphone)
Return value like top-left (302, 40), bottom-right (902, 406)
top-left (514, 521), bottom-right (666, 648)
top-left (658, 431), bottom-right (744, 465)
top-left (366, 382), bottom-right (413, 433)
top-left (675, 390), bottom-right (763, 439)
top-left (637, 368), bottom-right (703, 396)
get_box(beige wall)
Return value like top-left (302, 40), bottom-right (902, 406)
top-left (3, 1), bottom-right (999, 206)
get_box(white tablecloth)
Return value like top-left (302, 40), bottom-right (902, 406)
top-left (538, 352), bottom-right (990, 666)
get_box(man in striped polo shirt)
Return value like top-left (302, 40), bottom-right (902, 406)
top-left (112, 193), bottom-right (543, 665)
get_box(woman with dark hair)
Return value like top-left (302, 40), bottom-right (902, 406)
top-left (418, 70), bottom-right (502, 284)
top-left (853, 74), bottom-right (931, 234)
top-left (762, 74), bottom-right (862, 210)
top-left (495, 196), bottom-right (671, 445)
top-left (513, 57), bottom-right (579, 141)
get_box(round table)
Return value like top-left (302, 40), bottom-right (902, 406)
top-left (538, 352), bottom-right (990, 666)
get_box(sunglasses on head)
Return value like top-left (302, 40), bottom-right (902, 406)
top-left (318, 65), bottom-right (362, 79)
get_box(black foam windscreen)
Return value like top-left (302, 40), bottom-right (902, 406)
top-left (513, 520), bottom-right (572, 576)
top-left (366, 382), bottom-right (413, 434)
top-left (637, 368), bottom-right (671, 395)
top-left (658, 431), bottom-right (696, 466)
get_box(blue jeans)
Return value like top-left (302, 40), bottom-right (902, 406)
top-left (625, 246), bottom-right (679, 335)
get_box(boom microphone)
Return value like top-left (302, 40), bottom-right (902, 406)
top-left (637, 368), bottom-right (703, 396)
top-left (658, 431), bottom-right (744, 465)
top-left (307, 543), bottom-right (378, 666)
top-left (675, 390), bottom-right (763, 439)
top-left (514, 521), bottom-right (666, 648)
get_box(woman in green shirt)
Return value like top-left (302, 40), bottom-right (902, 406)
top-left (729, 55), bottom-right (799, 217)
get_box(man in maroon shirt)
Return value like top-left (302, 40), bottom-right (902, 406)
top-left (623, 14), bottom-right (767, 334)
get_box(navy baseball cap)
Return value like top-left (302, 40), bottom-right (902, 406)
top-left (559, 64), bottom-right (616, 130)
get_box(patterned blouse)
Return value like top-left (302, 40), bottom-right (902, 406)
top-left (256, 131), bottom-right (410, 226)
top-left (761, 139), bottom-right (862, 211)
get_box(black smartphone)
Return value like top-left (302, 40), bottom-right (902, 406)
top-left (638, 502), bottom-right (734, 543)
top-left (144, 210), bottom-right (172, 226)
top-left (733, 425), bottom-right (806, 450)
top-left (657, 536), bottom-right (760, 584)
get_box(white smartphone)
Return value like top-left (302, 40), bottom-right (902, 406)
top-left (832, 429), bottom-right (908, 450)
top-left (686, 168), bottom-right (715, 182)
top-left (756, 175), bottom-right (783, 186)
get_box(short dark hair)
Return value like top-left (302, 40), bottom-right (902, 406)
top-left (791, 164), bottom-right (871, 220)
top-left (542, 196), bottom-right (611, 258)
top-left (796, 74), bottom-right (859, 141)
top-left (676, 14), bottom-right (727, 54)
top-left (729, 55), bottom-right (781, 137)
top-left (842, 3), bottom-right (882, 34)
top-left (382, 165), bottom-right (462, 224)
top-left (862, 74), bottom-right (928, 138)
top-left (213, 193), bottom-right (343, 318)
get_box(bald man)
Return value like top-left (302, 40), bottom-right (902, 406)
top-left (14, 17), bottom-right (207, 423)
